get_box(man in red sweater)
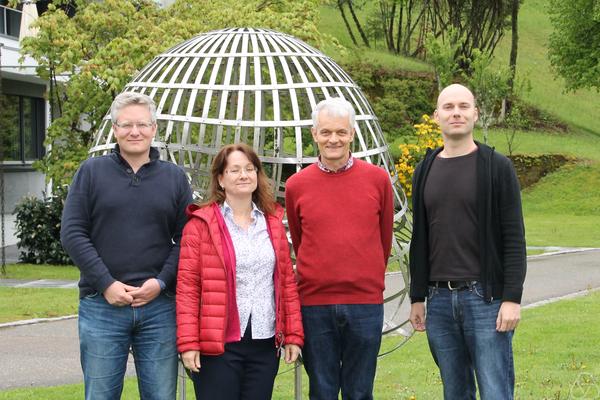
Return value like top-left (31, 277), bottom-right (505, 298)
top-left (285, 97), bottom-right (394, 400)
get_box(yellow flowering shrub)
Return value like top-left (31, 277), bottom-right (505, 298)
top-left (394, 114), bottom-right (444, 198)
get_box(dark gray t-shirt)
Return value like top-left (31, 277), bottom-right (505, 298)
top-left (424, 150), bottom-right (480, 281)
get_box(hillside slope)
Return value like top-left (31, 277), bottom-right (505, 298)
top-left (318, 1), bottom-right (600, 247)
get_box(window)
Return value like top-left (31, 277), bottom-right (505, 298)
top-left (0, 94), bottom-right (45, 163)
top-left (0, 3), bottom-right (21, 39)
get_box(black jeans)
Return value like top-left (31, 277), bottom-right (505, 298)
top-left (190, 323), bottom-right (279, 400)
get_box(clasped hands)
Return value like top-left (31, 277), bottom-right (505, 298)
top-left (103, 278), bottom-right (161, 307)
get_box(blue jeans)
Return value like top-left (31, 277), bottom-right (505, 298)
top-left (78, 292), bottom-right (178, 400)
top-left (301, 304), bottom-right (383, 400)
top-left (426, 283), bottom-right (515, 400)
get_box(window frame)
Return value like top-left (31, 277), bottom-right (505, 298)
top-left (0, 93), bottom-right (46, 166)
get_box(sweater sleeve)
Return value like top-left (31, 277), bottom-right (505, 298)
top-left (176, 219), bottom-right (204, 353)
top-left (380, 172), bottom-right (395, 265)
top-left (157, 169), bottom-right (193, 288)
top-left (60, 162), bottom-right (115, 293)
top-left (498, 157), bottom-right (527, 303)
top-left (284, 180), bottom-right (302, 257)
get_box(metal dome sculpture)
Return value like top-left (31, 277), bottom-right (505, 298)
top-left (90, 27), bottom-right (414, 347)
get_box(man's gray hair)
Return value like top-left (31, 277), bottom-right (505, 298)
top-left (312, 97), bottom-right (356, 128)
top-left (110, 92), bottom-right (157, 124)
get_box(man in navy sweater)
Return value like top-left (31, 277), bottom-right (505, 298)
top-left (61, 92), bottom-right (192, 400)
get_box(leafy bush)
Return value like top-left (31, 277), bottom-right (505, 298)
top-left (509, 154), bottom-right (573, 189)
top-left (394, 115), bottom-right (444, 198)
top-left (496, 98), bottom-right (569, 133)
top-left (343, 62), bottom-right (437, 142)
top-left (14, 187), bottom-right (71, 265)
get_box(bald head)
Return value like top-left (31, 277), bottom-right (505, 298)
top-left (434, 83), bottom-right (478, 141)
top-left (436, 84), bottom-right (476, 108)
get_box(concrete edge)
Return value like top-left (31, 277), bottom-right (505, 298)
top-left (0, 314), bottom-right (78, 329)
top-left (527, 247), bottom-right (599, 259)
top-left (523, 286), bottom-right (600, 310)
top-left (0, 249), bottom-right (597, 328)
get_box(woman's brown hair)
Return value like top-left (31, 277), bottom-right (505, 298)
top-left (197, 143), bottom-right (276, 215)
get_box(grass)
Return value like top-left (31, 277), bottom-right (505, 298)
top-left (521, 161), bottom-right (600, 247)
top-left (0, 263), bottom-right (79, 281)
top-left (478, 129), bottom-right (600, 162)
top-left (318, 4), bottom-right (431, 73)
top-left (2, 290), bottom-right (599, 399)
top-left (0, 287), bottom-right (78, 323)
top-left (493, 0), bottom-right (600, 137)
top-left (319, 0), bottom-right (600, 138)
top-left (318, 0), bottom-right (600, 248)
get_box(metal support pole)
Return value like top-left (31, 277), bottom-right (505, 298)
top-left (1, 42), bottom-right (6, 275)
top-left (294, 360), bottom-right (302, 400)
top-left (178, 360), bottom-right (187, 400)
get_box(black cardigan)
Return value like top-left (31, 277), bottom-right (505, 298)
top-left (409, 142), bottom-right (527, 303)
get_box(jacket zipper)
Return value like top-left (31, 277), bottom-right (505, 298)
top-left (266, 215), bottom-right (285, 352)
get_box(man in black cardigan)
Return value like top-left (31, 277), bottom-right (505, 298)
top-left (409, 84), bottom-right (526, 400)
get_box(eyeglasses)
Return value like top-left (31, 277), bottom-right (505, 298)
top-left (225, 166), bottom-right (257, 176)
top-left (114, 121), bottom-right (155, 132)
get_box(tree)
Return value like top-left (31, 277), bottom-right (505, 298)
top-left (507, 0), bottom-right (521, 95)
top-left (336, 0), bottom-right (359, 46)
top-left (427, 0), bottom-right (512, 72)
top-left (346, 0), bottom-right (371, 47)
top-left (503, 0), bottom-right (521, 117)
top-left (336, 0), bottom-right (514, 76)
top-left (425, 29), bottom-right (463, 91)
top-left (330, 0), bottom-right (370, 47)
top-left (21, 0), bottom-right (335, 188)
top-left (548, 0), bottom-right (600, 91)
top-left (465, 50), bottom-right (511, 144)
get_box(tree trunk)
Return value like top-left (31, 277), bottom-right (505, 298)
top-left (396, 2), bottom-right (403, 54)
top-left (348, 0), bottom-right (371, 47)
top-left (387, 1), bottom-right (397, 52)
top-left (507, 0), bottom-right (520, 113)
top-left (338, 1), bottom-right (359, 46)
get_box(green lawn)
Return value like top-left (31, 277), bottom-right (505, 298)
top-left (0, 287), bottom-right (78, 323)
top-left (521, 161), bottom-right (600, 247)
top-left (318, 5), bottom-right (431, 73)
top-left (2, 290), bottom-right (599, 399)
top-left (319, 1), bottom-right (600, 249)
top-left (479, 129), bottom-right (600, 162)
top-left (320, 0), bottom-right (600, 139)
top-left (493, 0), bottom-right (600, 137)
top-left (475, 129), bottom-right (600, 247)
top-left (0, 264), bottom-right (79, 280)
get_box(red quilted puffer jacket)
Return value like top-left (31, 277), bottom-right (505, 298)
top-left (176, 202), bottom-right (304, 355)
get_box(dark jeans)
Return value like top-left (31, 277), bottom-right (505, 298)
top-left (426, 283), bottom-right (515, 400)
top-left (78, 292), bottom-right (178, 400)
top-left (301, 304), bottom-right (383, 400)
top-left (189, 323), bottom-right (279, 400)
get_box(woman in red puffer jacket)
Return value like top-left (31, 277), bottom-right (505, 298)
top-left (176, 143), bottom-right (303, 400)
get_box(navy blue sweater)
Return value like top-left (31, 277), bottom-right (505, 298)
top-left (61, 147), bottom-right (193, 298)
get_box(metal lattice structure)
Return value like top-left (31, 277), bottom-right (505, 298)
top-left (90, 28), bottom-right (413, 345)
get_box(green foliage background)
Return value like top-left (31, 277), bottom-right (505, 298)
top-left (21, 0), bottom-right (338, 188)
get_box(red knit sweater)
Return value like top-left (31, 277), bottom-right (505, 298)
top-left (285, 159), bottom-right (394, 305)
